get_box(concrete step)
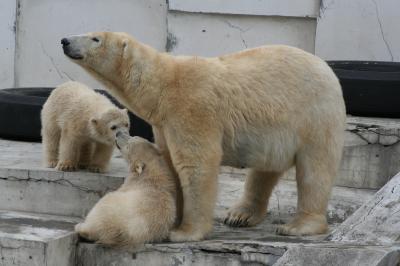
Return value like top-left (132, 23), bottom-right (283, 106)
top-left (0, 139), bottom-right (126, 217)
top-left (0, 145), bottom-right (376, 225)
top-left (77, 240), bottom-right (400, 266)
top-left (0, 210), bottom-right (79, 266)
top-left (0, 134), bottom-right (378, 220)
top-left (76, 173), bottom-right (400, 266)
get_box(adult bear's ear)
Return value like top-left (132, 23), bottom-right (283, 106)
top-left (133, 161), bottom-right (145, 175)
top-left (122, 39), bottom-right (129, 54)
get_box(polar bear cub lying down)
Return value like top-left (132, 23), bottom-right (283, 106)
top-left (75, 134), bottom-right (177, 249)
top-left (41, 81), bottom-right (130, 173)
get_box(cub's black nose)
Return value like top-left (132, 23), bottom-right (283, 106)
top-left (61, 38), bottom-right (70, 46)
top-left (116, 131), bottom-right (122, 138)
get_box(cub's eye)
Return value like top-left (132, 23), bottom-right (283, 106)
top-left (92, 37), bottom-right (100, 42)
top-left (110, 125), bottom-right (117, 130)
top-left (125, 123), bottom-right (129, 127)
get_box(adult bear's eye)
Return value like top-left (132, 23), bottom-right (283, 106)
top-left (92, 37), bottom-right (100, 42)
top-left (110, 125), bottom-right (117, 130)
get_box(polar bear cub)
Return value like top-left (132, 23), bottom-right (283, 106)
top-left (75, 134), bottom-right (177, 249)
top-left (41, 81), bottom-right (130, 173)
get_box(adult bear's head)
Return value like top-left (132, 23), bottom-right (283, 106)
top-left (61, 32), bottom-right (133, 81)
top-left (61, 31), bottom-right (172, 124)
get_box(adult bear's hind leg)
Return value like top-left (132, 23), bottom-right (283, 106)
top-left (224, 170), bottom-right (281, 227)
top-left (276, 147), bottom-right (339, 236)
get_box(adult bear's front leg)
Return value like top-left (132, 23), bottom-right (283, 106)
top-left (153, 126), bottom-right (183, 226)
top-left (164, 126), bottom-right (222, 242)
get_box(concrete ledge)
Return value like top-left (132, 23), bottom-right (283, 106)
top-left (78, 240), bottom-right (287, 266)
top-left (78, 237), bottom-right (400, 266)
top-left (0, 210), bottom-right (79, 266)
top-left (328, 172), bottom-right (400, 244)
top-left (275, 244), bottom-right (400, 266)
top-left (0, 139), bottom-right (126, 217)
top-left (168, 0), bottom-right (320, 18)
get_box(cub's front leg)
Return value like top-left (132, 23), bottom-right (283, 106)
top-left (56, 129), bottom-right (81, 171)
top-left (164, 125), bottom-right (222, 242)
top-left (88, 143), bottom-right (114, 173)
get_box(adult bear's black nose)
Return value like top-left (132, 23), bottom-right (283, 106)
top-left (61, 38), bottom-right (70, 46)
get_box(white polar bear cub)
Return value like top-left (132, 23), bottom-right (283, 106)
top-left (41, 81), bottom-right (130, 173)
top-left (75, 134), bottom-right (177, 250)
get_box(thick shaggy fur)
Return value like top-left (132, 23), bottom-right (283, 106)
top-left (62, 32), bottom-right (346, 240)
top-left (41, 81), bottom-right (129, 173)
top-left (75, 136), bottom-right (176, 250)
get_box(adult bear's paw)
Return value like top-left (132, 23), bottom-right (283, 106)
top-left (276, 213), bottom-right (328, 236)
top-left (224, 202), bottom-right (265, 227)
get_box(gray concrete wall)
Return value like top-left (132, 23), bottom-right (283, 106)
top-left (0, 0), bottom-right (16, 88)
top-left (316, 0), bottom-right (400, 61)
top-left (0, 0), bottom-right (399, 88)
top-left (167, 12), bottom-right (316, 56)
top-left (0, 0), bottom-right (167, 90)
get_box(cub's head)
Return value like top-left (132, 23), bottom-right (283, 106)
top-left (61, 32), bottom-right (132, 84)
top-left (115, 134), bottom-right (162, 176)
top-left (89, 108), bottom-right (130, 145)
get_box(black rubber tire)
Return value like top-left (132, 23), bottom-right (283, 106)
top-left (0, 87), bottom-right (153, 142)
top-left (328, 61), bottom-right (400, 118)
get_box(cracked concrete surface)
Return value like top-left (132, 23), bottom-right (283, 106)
top-left (222, 20), bottom-right (249, 49)
top-left (166, 11), bottom-right (316, 57)
top-left (329, 173), bottom-right (400, 244)
top-left (371, 0), bottom-right (394, 61)
top-left (316, 0), bottom-right (400, 61)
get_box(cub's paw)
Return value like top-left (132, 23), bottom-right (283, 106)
top-left (169, 223), bottom-right (211, 242)
top-left (276, 214), bottom-right (328, 236)
top-left (45, 160), bottom-right (58, 168)
top-left (56, 161), bottom-right (78, 171)
top-left (224, 203), bottom-right (265, 227)
top-left (88, 165), bottom-right (107, 173)
top-left (75, 223), bottom-right (94, 241)
top-left (169, 229), bottom-right (205, 242)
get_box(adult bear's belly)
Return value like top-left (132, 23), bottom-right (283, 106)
top-left (221, 127), bottom-right (297, 172)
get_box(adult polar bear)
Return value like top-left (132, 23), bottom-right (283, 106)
top-left (61, 32), bottom-right (346, 241)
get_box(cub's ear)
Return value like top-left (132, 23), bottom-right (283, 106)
top-left (133, 161), bottom-right (145, 175)
top-left (90, 118), bottom-right (98, 125)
